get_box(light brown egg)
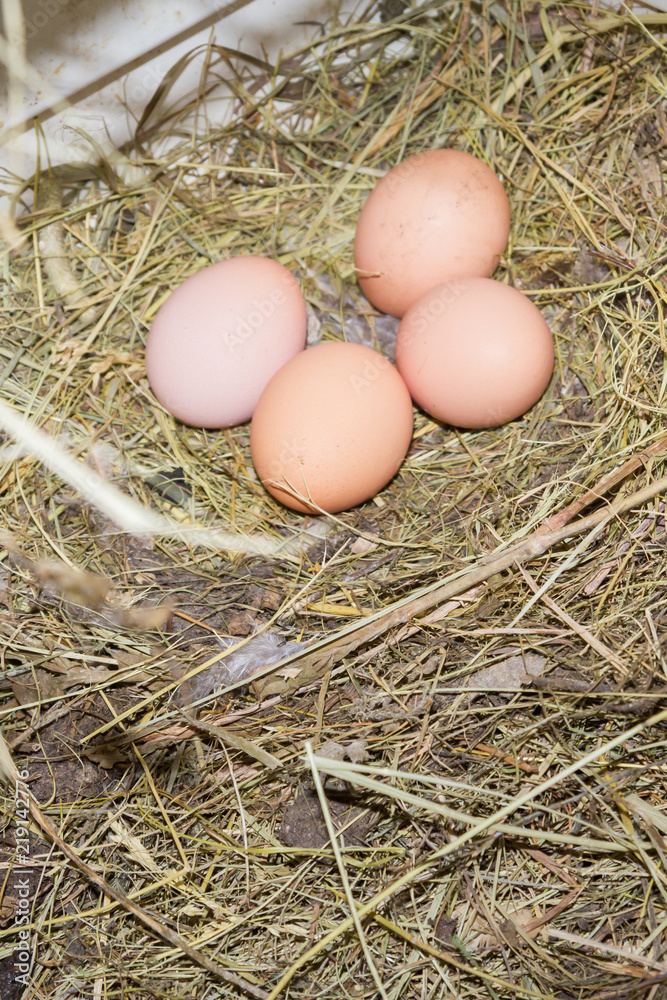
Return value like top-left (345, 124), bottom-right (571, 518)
top-left (395, 277), bottom-right (554, 429)
top-left (354, 148), bottom-right (511, 317)
top-left (250, 341), bottom-right (413, 513)
top-left (145, 256), bottom-right (306, 428)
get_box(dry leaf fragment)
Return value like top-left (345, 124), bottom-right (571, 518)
top-left (473, 742), bottom-right (539, 774)
top-left (318, 741), bottom-right (348, 761)
top-left (214, 764), bottom-right (260, 784)
top-left (583, 561), bottom-right (615, 595)
top-left (61, 666), bottom-right (118, 690)
top-left (465, 652), bottom-right (547, 690)
top-left (454, 900), bottom-right (536, 952)
top-left (279, 786), bottom-right (379, 848)
top-left (35, 559), bottom-right (111, 608)
top-left (0, 212), bottom-right (26, 253)
top-left (276, 666), bottom-right (302, 680)
top-left (109, 603), bottom-right (173, 631)
top-left (347, 740), bottom-right (369, 763)
top-left (88, 350), bottom-right (139, 375)
top-left (11, 668), bottom-right (68, 705)
top-left (0, 531), bottom-right (28, 561)
top-left (85, 744), bottom-right (129, 768)
top-left (182, 713), bottom-right (282, 769)
top-left (109, 819), bottom-right (159, 871)
top-left (350, 537), bottom-right (377, 555)
top-left (317, 739), bottom-right (369, 764)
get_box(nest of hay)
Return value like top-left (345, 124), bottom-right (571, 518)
top-left (3, 1), bottom-right (667, 997)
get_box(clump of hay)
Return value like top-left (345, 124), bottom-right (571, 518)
top-left (2, 3), bottom-right (667, 998)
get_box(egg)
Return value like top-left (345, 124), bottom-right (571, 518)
top-left (145, 256), bottom-right (307, 428)
top-left (354, 148), bottom-right (511, 317)
top-left (250, 341), bottom-right (413, 513)
top-left (395, 277), bottom-right (554, 429)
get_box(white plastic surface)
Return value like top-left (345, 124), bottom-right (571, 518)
top-left (2, 0), bottom-right (665, 192)
top-left (0, 0), bottom-right (359, 187)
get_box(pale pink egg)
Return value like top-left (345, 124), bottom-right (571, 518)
top-left (145, 256), bottom-right (307, 428)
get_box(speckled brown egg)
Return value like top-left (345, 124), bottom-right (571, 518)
top-left (250, 341), bottom-right (414, 513)
top-left (354, 148), bottom-right (511, 317)
top-left (395, 277), bottom-right (554, 429)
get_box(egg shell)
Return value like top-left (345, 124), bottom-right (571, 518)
top-left (250, 341), bottom-right (414, 514)
top-left (145, 256), bottom-right (307, 428)
top-left (354, 148), bottom-right (511, 318)
top-left (395, 277), bottom-right (554, 429)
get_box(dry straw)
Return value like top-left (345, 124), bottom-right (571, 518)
top-left (3, 2), bottom-right (667, 998)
